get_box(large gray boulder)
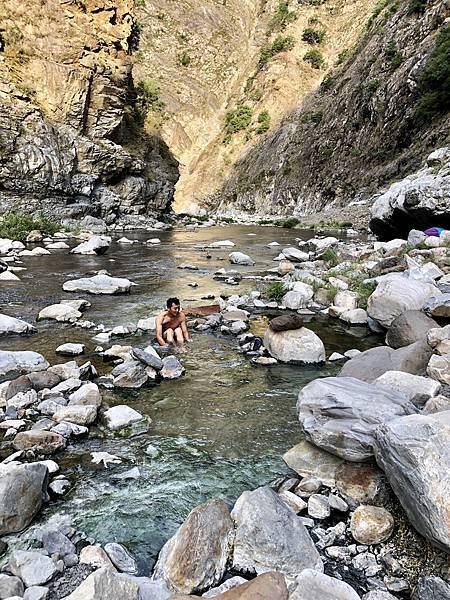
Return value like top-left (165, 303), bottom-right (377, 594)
top-left (297, 377), bottom-right (417, 461)
top-left (340, 340), bottom-right (433, 382)
top-left (37, 303), bottom-right (82, 323)
top-left (71, 235), bottom-right (111, 255)
top-left (0, 574), bottom-right (24, 598)
top-left (367, 279), bottom-right (441, 328)
top-left (0, 462), bottom-right (48, 535)
top-left (0, 350), bottom-right (49, 383)
top-left (63, 274), bottom-right (135, 295)
top-left (386, 310), bottom-right (438, 348)
top-left (152, 499), bottom-right (233, 594)
top-left (230, 486), bottom-right (323, 578)
top-left (228, 251), bottom-right (255, 266)
top-left (373, 370), bottom-right (441, 406)
top-left (63, 568), bottom-right (142, 600)
top-left (374, 411), bottom-right (450, 552)
top-left (412, 576), bottom-right (450, 600)
top-left (264, 327), bottom-right (325, 364)
top-left (8, 551), bottom-right (57, 587)
top-left (13, 430), bottom-right (66, 454)
top-left (0, 314), bottom-right (36, 336)
top-left (290, 569), bottom-right (360, 600)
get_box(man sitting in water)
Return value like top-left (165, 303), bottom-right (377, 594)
top-left (155, 297), bottom-right (191, 347)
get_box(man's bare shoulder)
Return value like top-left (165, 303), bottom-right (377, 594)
top-left (156, 311), bottom-right (167, 322)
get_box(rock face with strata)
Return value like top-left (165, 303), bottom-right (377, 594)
top-left (297, 377), bottom-right (417, 461)
top-left (152, 499), bottom-right (233, 594)
top-left (374, 411), bottom-right (450, 552)
top-left (231, 486), bottom-right (323, 578)
top-left (0, 462), bottom-right (48, 535)
top-left (0, 0), bottom-right (178, 223)
top-left (264, 327), bottom-right (325, 364)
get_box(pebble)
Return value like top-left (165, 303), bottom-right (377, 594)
top-left (308, 494), bottom-right (331, 519)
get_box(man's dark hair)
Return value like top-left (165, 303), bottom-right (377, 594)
top-left (166, 297), bottom-right (180, 308)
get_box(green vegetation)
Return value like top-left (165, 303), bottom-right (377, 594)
top-left (337, 48), bottom-right (351, 65)
top-left (414, 25), bottom-right (450, 125)
top-left (300, 110), bottom-right (324, 124)
top-left (0, 211), bottom-right (60, 242)
top-left (320, 73), bottom-right (335, 91)
top-left (256, 111), bottom-right (271, 134)
top-left (264, 281), bottom-right (286, 302)
top-left (317, 219), bottom-right (353, 229)
top-left (302, 28), bottom-right (326, 45)
top-left (225, 105), bottom-right (253, 134)
top-left (269, 2), bottom-right (298, 32)
top-left (384, 41), bottom-right (403, 69)
top-left (135, 80), bottom-right (165, 124)
top-left (328, 284), bottom-right (340, 302)
top-left (259, 35), bottom-right (296, 68)
top-left (352, 280), bottom-right (377, 309)
top-left (178, 52), bottom-right (191, 66)
top-left (281, 217), bottom-right (301, 228)
top-left (250, 89), bottom-right (263, 101)
top-left (367, 0), bottom-right (397, 26)
top-left (303, 48), bottom-right (325, 69)
top-left (350, 147), bottom-right (361, 157)
top-left (363, 79), bottom-right (380, 97)
top-left (322, 247), bottom-right (339, 266)
top-left (135, 0), bottom-right (146, 5)
top-left (408, 0), bottom-right (427, 13)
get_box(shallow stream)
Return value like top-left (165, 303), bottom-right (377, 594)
top-left (1, 225), bottom-right (382, 571)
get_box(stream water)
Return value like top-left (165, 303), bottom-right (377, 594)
top-left (1, 225), bottom-right (382, 572)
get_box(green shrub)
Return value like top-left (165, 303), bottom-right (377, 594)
top-left (225, 105), bottom-right (253, 134)
top-left (281, 217), bottom-right (301, 228)
top-left (322, 247), bottom-right (339, 266)
top-left (384, 41), bottom-right (403, 69)
top-left (264, 281), bottom-right (286, 302)
top-left (363, 79), bottom-right (380, 97)
top-left (0, 211), bottom-right (60, 242)
top-left (337, 48), bottom-right (351, 65)
top-left (256, 110), bottom-right (271, 134)
top-left (352, 280), bottom-right (377, 309)
top-left (303, 48), bottom-right (325, 69)
top-left (302, 28), bottom-right (326, 45)
top-left (407, 0), bottom-right (427, 13)
top-left (328, 284), bottom-right (339, 302)
top-left (259, 35), bottom-right (296, 67)
top-left (367, 0), bottom-right (395, 26)
top-left (135, 80), bottom-right (165, 123)
top-left (250, 89), bottom-right (263, 101)
top-left (178, 51), bottom-right (191, 66)
top-left (320, 73), bottom-right (334, 90)
top-left (414, 25), bottom-right (450, 125)
top-left (136, 0), bottom-right (146, 5)
top-left (269, 2), bottom-right (298, 32)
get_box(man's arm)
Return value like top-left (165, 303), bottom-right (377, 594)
top-left (155, 314), bottom-right (165, 346)
top-left (180, 313), bottom-right (191, 342)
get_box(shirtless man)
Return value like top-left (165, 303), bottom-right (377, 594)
top-left (155, 297), bottom-right (191, 347)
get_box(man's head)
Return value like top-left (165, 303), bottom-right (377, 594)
top-left (166, 297), bottom-right (181, 316)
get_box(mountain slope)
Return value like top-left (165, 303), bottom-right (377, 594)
top-left (211, 0), bottom-right (449, 222)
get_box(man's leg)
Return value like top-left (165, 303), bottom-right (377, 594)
top-left (174, 327), bottom-right (184, 346)
top-left (163, 328), bottom-right (174, 345)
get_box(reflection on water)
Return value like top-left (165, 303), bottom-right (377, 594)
top-left (1, 225), bottom-right (381, 570)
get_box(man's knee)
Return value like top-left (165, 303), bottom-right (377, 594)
top-left (164, 328), bottom-right (174, 340)
top-left (174, 327), bottom-right (184, 341)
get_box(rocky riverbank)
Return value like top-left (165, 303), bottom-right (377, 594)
top-left (0, 220), bottom-right (449, 599)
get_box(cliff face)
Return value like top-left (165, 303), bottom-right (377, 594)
top-left (135, 0), bottom-right (379, 213)
top-left (0, 0), bottom-right (178, 223)
top-left (212, 0), bottom-right (449, 221)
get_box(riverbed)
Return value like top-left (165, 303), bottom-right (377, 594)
top-left (1, 225), bottom-right (382, 571)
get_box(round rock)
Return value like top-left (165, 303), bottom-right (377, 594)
top-left (350, 505), bottom-right (395, 544)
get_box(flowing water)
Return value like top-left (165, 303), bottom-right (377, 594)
top-left (1, 225), bottom-right (382, 571)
